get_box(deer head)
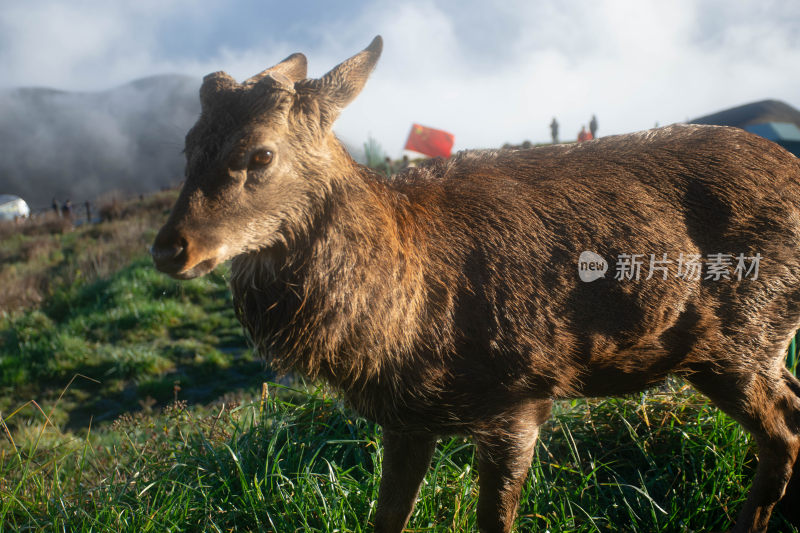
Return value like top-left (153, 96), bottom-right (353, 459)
top-left (151, 36), bottom-right (383, 279)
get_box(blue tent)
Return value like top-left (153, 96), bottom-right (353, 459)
top-left (743, 122), bottom-right (800, 157)
top-left (690, 100), bottom-right (800, 158)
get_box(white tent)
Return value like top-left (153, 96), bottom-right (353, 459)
top-left (0, 194), bottom-right (30, 220)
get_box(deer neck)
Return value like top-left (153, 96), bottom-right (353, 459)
top-left (230, 157), bottom-right (429, 392)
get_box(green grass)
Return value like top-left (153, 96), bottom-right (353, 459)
top-left (0, 191), bottom-right (797, 532)
top-left (0, 257), bottom-right (262, 430)
top-left (3, 382), bottom-right (793, 532)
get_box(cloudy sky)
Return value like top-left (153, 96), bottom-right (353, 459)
top-left (2, 0), bottom-right (799, 156)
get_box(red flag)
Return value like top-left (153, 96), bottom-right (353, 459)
top-left (404, 124), bottom-right (454, 158)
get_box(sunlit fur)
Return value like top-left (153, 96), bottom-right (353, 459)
top-left (154, 37), bottom-right (800, 533)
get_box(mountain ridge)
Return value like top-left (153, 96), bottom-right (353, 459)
top-left (0, 74), bottom-right (201, 209)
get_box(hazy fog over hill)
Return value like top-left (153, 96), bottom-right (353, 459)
top-left (0, 75), bottom-right (200, 209)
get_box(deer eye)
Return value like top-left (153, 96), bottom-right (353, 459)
top-left (249, 149), bottom-right (273, 169)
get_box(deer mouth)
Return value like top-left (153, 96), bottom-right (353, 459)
top-left (151, 236), bottom-right (226, 280)
top-left (170, 257), bottom-right (220, 280)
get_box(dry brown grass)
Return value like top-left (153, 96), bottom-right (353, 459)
top-left (0, 212), bottom-right (72, 241)
top-left (0, 266), bottom-right (49, 310)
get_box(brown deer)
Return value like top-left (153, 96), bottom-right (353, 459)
top-left (152, 36), bottom-right (800, 532)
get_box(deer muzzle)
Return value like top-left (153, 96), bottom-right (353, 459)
top-left (151, 226), bottom-right (222, 279)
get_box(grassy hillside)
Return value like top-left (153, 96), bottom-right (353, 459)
top-left (0, 193), bottom-right (795, 531)
top-left (0, 192), bottom-right (262, 430)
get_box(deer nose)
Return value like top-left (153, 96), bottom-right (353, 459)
top-left (151, 232), bottom-right (188, 273)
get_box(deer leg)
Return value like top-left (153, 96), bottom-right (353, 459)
top-left (473, 399), bottom-right (553, 533)
top-left (686, 366), bottom-right (800, 533)
top-left (778, 368), bottom-right (800, 527)
top-left (779, 444), bottom-right (800, 528)
top-left (373, 429), bottom-right (436, 533)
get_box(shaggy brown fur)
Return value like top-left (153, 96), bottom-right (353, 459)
top-left (152, 36), bottom-right (800, 532)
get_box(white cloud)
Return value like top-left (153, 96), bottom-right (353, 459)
top-left (334, 0), bottom-right (800, 154)
top-left (2, 0), bottom-right (800, 154)
top-left (0, 1), bottom-right (180, 89)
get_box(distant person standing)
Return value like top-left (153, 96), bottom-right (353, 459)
top-left (550, 117), bottom-right (559, 144)
top-left (383, 156), bottom-right (394, 177)
top-left (589, 114), bottom-right (598, 138)
top-left (52, 197), bottom-right (60, 217)
top-left (577, 125), bottom-right (593, 142)
top-left (62, 199), bottom-right (72, 220)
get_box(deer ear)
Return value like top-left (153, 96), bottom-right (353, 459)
top-left (303, 36), bottom-right (382, 129)
top-left (246, 52), bottom-right (308, 86)
top-left (200, 71), bottom-right (237, 109)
